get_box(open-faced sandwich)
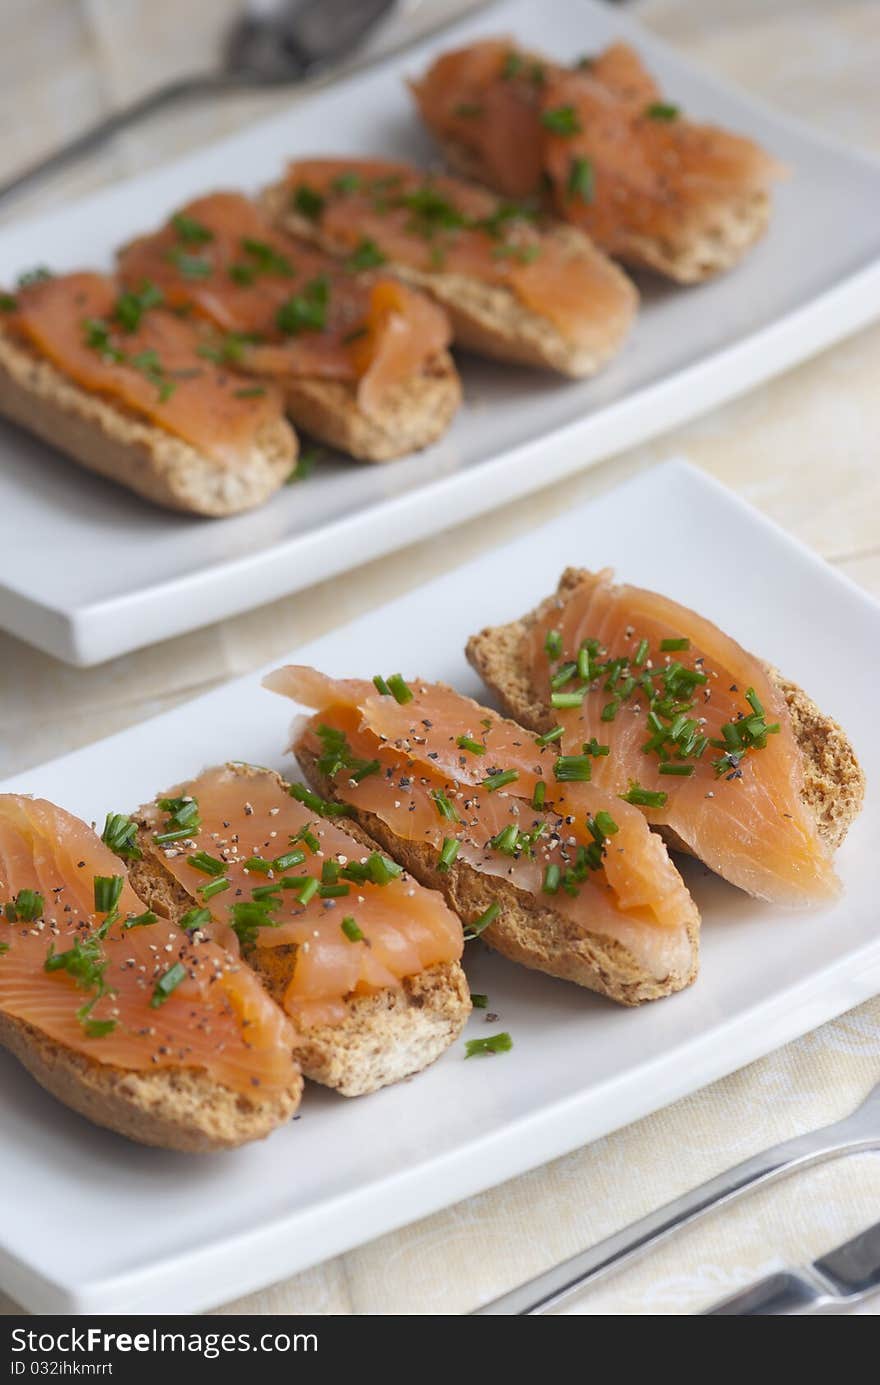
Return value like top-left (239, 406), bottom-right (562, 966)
top-left (265, 666), bottom-right (701, 1005)
top-left (118, 193), bottom-right (460, 463)
top-left (262, 159), bottom-right (637, 378)
top-left (411, 39), bottom-right (783, 283)
top-left (0, 794), bottom-right (302, 1151)
top-left (0, 271), bottom-right (297, 515)
top-left (129, 763), bottom-right (470, 1096)
top-left (466, 569), bottom-right (865, 904)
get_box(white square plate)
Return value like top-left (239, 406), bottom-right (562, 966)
top-left (0, 460), bottom-right (877, 1315)
top-left (2, 0), bottom-right (880, 666)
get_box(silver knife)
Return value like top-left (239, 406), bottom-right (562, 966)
top-left (703, 1218), bottom-right (880, 1314)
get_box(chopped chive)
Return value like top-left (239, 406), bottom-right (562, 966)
top-left (187, 851), bottom-right (226, 877)
top-left (243, 856), bottom-right (273, 875)
top-left (535, 725), bottom-right (564, 747)
top-left (550, 661), bottom-right (578, 690)
top-left (566, 155), bottom-right (594, 203)
top-left (179, 906), bottom-right (211, 931)
top-left (345, 238), bottom-right (386, 271)
top-left (541, 105), bottom-right (581, 135)
top-left (645, 101), bottom-right (680, 121)
top-left (291, 824), bottom-right (320, 853)
top-left (386, 673), bottom-right (413, 705)
top-left (431, 788), bottom-right (460, 822)
top-left (101, 812), bottom-right (141, 862)
top-left (553, 754), bottom-right (592, 782)
top-left (341, 916), bottom-right (364, 942)
top-left (633, 638), bottom-right (649, 666)
top-left (620, 782), bottom-right (668, 808)
top-left (285, 446), bottom-right (322, 484)
top-left (171, 212), bottom-right (213, 245)
top-left (4, 889), bottom-right (43, 922)
top-left (584, 737), bottom-right (610, 757)
top-left (457, 735), bottom-right (486, 755)
top-left (544, 629), bottom-right (563, 661)
top-left (251, 885), bottom-right (282, 903)
top-left (289, 782), bottom-right (348, 816)
top-left (470, 993), bottom-right (488, 1009)
top-left (94, 875), bottom-right (123, 915)
top-left (273, 849), bottom-right (306, 872)
top-left (150, 961), bottom-right (187, 1008)
top-left (464, 901), bottom-right (500, 940)
top-left (489, 824), bottom-right (520, 855)
top-left (542, 863), bottom-right (561, 895)
top-left (331, 170), bottom-right (361, 194)
top-left (366, 853), bottom-right (402, 885)
top-left (594, 811), bottom-right (619, 836)
top-left (293, 184), bottom-right (324, 220)
top-left (123, 910), bottom-right (158, 929)
top-left (660, 638), bottom-right (690, 652)
top-left (600, 700), bottom-right (620, 722)
top-left (372, 674), bottom-right (391, 695)
top-left (465, 1032), bottom-right (512, 1058)
top-left (200, 877), bottom-right (230, 900)
top-left (659, 763), bottom-right (696, 776)
top-left (295, 876), bottom-right (319, 906)
top-left (438, 837), bottom-right (460, 872)
top-left (532, 780), bottom-right (546, 811)
top-left (319, 882), bottom-right (350, 898)
top-left (482, 769), bottom-right (519, 792)
top-left (745, 687), bottom-right (765, 717)
top-left (551, 688), bottom-right (588, 708)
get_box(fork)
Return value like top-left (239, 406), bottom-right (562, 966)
top-left (473, 1078), bottom-right (880, 1314)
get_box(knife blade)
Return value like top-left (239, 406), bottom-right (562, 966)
top-left (703, 1219), bottom-right (880, 1314)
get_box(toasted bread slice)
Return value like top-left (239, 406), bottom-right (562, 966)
top-left (0, 1008), bottom-right (301, 1152)
top-left (0, 328), bottom-right (297, 517)
top-left (130, 768), bottom-right (471, 1096)
top-left (466, 568), bottom-right (865, 861)
top-left (283, 351), bottom-right (461, 463)
top-left (295, 743), bottom-right (698, 1007)
top-left (261, 181), bottom-right (637, 379)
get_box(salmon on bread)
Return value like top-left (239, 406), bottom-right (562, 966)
top-left (265, 667), bottom-right (701, 1005)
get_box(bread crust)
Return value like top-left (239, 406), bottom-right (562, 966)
top-left (296, 746), bottom-right (698, 1007)
top-left (465, 567), bottom-right (866, 856)
top-left (261, 183), bottom-right (637, 379)
top-left (0, 1007), bottom-right (301, 1153)
top-left (130, 770), bottom-right (471, 1093)
top-left (285, 349), bottom-right (461, 462)
top-left (0, 328), bottom-right (297, 516)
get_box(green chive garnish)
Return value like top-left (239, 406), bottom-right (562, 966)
top-left (593, 811), bottom-right (619, 836)
top-left (489, 824), bottom-right (520, 855)
top-left (584, 738), bottom-right (610, 756)
top-left (386, 673), bottom-right (413, 705)
top-left (659, 763), bottom-right (696, 777)
top-left (273, 849), bottom-right (306, 872)
top-left (199, 878), bottom-right (230, 900)
top-left (465, 1032), bottom-right (512, 1058)
top-left (645, 102), bottom-right (680, 121)
top-left (457, 735), bottom-right (486, 755)
top-left (319, 882), bottom-right (350, 898)
top-left (464, 901), bottom-right (500, 940)
top-left (551, 689), bottom-right (588, 708)
top-left (187, 851), bottom-right (226, 877)
top-left (544, 629), bottom-right (563, 659)
top-left (5, 889), bottom-right (43, 922)
top-left (123, 910), bottom-right (158, 929)
top-left (341, 916), bottom-right (364, 942)
top-left (532, 781), bottom-right (546, 810)
top-left (295, 876), bottom-right (319, 906)
top-left (289, 783), bottom-right (348, 817)
top-left (536, 725), bottom-right (564, 747)
top-left (566, 155), bottom-right (594, 203)
top-left (372, 675), bottom-right (391, 695)
top-left (482, 769), bottom-right (519, 792)
top-left (94, 875), bottom-right (123, 915)
top-left (633, 638), bottom-right (649, 666)
top-left (101, 812), bottom-right (141, 862)
top-left (620, 782), bottom-right (668, 808)
top-left (150, 961), bottom-right (187, 1008)
top-left (243, 856), bottom-right (273, 875)
top-left (438, 837), bottom-right (460, 872)
top-left (553, 754), bottom-right (592, 782)
top-left (431, 788), bottom-right (460, 822)
top-left (542, 864), bottom-right (561, 894)
top-left (470, 993), bottom-right (488, 1009)
top-left (179, 906), bottom-right (211, 931)
top-left (541, 105), bottom-right (581, 135)
top-left (660, 638), bottom-right (690, 652)
top-left (293, 184), bottom-right (324, 220)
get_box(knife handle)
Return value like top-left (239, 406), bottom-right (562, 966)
top-left (703, 1269), bottom-right (838, 1315)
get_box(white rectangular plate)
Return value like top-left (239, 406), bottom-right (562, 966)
top-left (2, 0), bottom-right (880, 665)
top-left (0, 460), bottom-right (877, 1315)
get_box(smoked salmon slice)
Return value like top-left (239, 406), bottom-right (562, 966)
top-left (5, 272), bottom-right (287, 468)
top-left (411, 39), bottom-right (783, 280)
top-left (136, 765), bottom-right (463, 1029)
top-left (0, 794), bottom-right (299, 1099)
top-left (118, 192), bottom-right (452, 419)
top-left (264, 667), bottom-right (701, 991)
top-left (274, 158), bottom-right (637, 356)
top-left (468, 569), bottom-right (861, 906)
